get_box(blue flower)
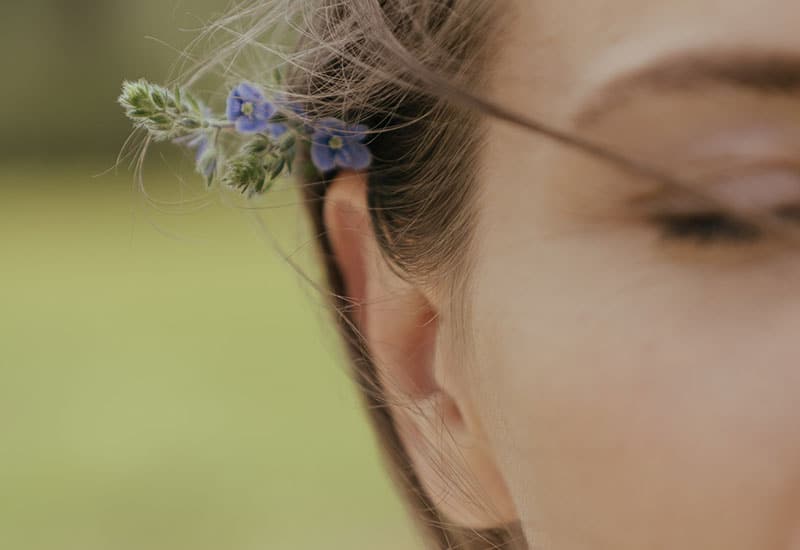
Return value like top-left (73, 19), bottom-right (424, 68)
top-left (310, 118), bottom-right (371, 173)
top-left (180, 132), bottom-right (209, 160)
top-left (174, 132), bottom-right (216, 181)
top-left (268, 93), bottom-right (308, 138)
top-left (227, 83), bottom-right (276, 134)
top-left (175, 132), bottom-right (208, 160)
top-left (266, 122), bottom-right (289, 139)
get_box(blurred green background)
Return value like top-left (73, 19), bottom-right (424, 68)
top-left (1, 2), bottom-right (419, 549)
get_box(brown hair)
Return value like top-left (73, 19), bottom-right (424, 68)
top-left (177, 1), bottom-right (800, 548)
top-left (284, 2), bottom-right (525, 547)
top-left (187, 0), bottom-right (526, 547)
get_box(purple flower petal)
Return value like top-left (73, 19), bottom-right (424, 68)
top-left (339, 141), bottom-right (371, 170)
top-left (309, 119), bottom-right (372, 172)
top-left (236, 116), bottom-right (269, 133)
top-left (267, 123), bottom-right (288, 138)
top-left (254, 101), bottom-right (276, 121)
top-left (234, 82), bottom-right (266, 103)
top-left (311, 141), bottom-right (336, 172)
top-left (333, 149), bottom-right (350, 169)
top-left (227, 83), bottom-right (275, 134)
top-left (226, 95), bottom-right (243, 122)
top-left (313, 118), bottom-right (368, 141)
top-left (315, 117), bottom-right (347, 136)
top-left (348, 124), bottom-right (369, 142)
top-left (194, 139), bottom-right (209, 162)
top-left (174, 132), bottom-right (210, 161)
top-left (311, 128), bottom-right (331, 146)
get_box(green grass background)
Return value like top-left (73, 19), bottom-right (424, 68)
top-left (0, 160), bottom-right (421, 550)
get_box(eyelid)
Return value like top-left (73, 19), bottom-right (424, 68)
top-left (633, 161), bottom-right (800, 216)
top-left (708, 168), bottom-right (800, 212)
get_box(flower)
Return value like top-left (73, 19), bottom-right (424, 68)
top-left (267, 93), bottom-right (308, 138)
top-left (226, 83), bottom-right (276, 134)
top-left (175, 132), bottom-right (208, 160)
top-left (174, 131), bottom-right (216, 182)
top-left (266, 121), bottom-right (289, 139)
top-left (120, 79), bottom-right (374, 196)
top-left (310, 118), bottom-right (371, 173)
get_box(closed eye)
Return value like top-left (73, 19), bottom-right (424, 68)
top-left (652, 211), bottom-right (762, 244)
top-left (651, 204), bottom-right (800, 245)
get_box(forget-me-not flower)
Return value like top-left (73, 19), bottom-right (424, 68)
top-left (310, 118), bottom-right (371, 173)
top-left (227, 83), bottom-right (276, 134)
top-left (266, 92), bottom-right (308, 138)
top-left (179, 132), bottom-right (209, 159)
top-left (174, 132), bottom-right (216, 181)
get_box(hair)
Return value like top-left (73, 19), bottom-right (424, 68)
top-left (285, 2), bottom-right (524, 547)
top-left (178, 1), bottom-right (525, 547)
top-left (170, 1), bottom-right (800, 549)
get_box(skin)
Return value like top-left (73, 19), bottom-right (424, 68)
top-left (469, 1), bottom-right (800, 548)
top-left (325, 1), bottom-right (800, 548)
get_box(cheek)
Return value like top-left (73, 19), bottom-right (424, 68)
top-left (468, 236), bottom-right (800, 550)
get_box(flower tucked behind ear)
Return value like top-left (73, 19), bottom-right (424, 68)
top-left (119, 78), bottom-right (373, 197)
top-left (310, 118), bottom-right (371, 173)
top-left (227, 83), bottom-right (276, 134)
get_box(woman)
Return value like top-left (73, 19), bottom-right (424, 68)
top-left (122, 1), bottom-right (800, 548)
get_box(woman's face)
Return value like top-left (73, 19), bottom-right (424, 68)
top-left (467, 1), bottom-right (800, 548)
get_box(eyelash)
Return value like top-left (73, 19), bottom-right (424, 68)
top-left (653, 211), bottom-right (762, 245)
top-left (652, 204), bottom-right (800, 246)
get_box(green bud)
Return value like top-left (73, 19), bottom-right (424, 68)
top-left (221, 151), bottom-right (267, 196)
top-left (270, 112), bottom-right (288, 125)
top-left (174, 86), bottom-right (183, 110)
top-left (269, 156), bottom-right (286, 181)
top-left (244, 134), bottom-right (272, 155)
top-left (279, 134), bottom-right (296, 151)
top-left (119, 79), bottom-right (212, 142)
top-left (151, 89), bottom-right (167, 109)
top-left (179, 118), bottom-right (201, 129)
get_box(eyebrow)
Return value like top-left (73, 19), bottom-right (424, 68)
top-left (574, 49), bottom-right (800, 127)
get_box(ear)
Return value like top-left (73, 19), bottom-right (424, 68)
top-left (323, 170), bottom-right (517, 529)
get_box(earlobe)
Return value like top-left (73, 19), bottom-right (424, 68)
top-left (323, 169), bottom-right (518, 529)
